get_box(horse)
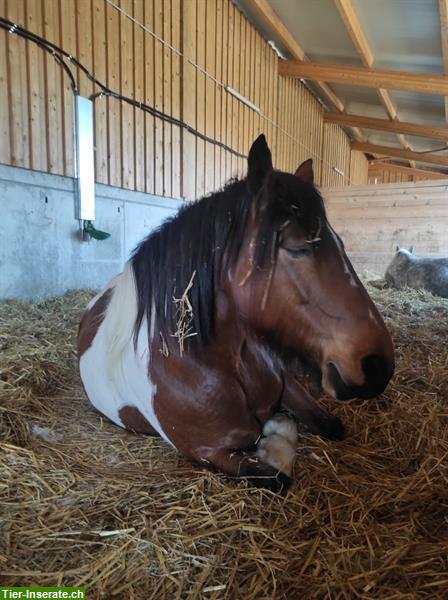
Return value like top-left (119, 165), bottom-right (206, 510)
top-left (78, 135), bottom-right (395, 492)
top-left (385, 245), bottom-right (448, 298)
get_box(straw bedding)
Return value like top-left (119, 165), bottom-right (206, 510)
top-left (1, 283), bottom-right (447, 598)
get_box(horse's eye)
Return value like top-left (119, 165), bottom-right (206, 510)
top-left (283, 245), bottom-right (313, 258)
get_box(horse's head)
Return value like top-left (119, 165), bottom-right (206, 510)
top-left (232, 135), bottom-right (395, 400)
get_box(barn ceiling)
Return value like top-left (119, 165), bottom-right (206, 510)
top-left (236, 0), bottom-right (448, 173)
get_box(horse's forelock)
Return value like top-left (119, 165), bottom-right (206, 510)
top-left (131, 172), bottom-right (326, 354)
top-left (253, 171), bottom-right (326, 267)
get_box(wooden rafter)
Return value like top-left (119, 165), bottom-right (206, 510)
top-left (368, 162), bottom-right (448, 180)
top-left (334, 0), bottom-right (415, 166)
top-left (324, 112), bottom-right (448, 141)
top-left (334, 0), bottom-right (374, 66)
top-left (241, 0), bottom-right (365, 141)
top-left (351, 141), bottom-right (448, 167)
top-left (278, 61), bottom-right (448, 96)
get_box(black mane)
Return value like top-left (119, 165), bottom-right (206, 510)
top-left (131, 173), bottom-right (326, 353)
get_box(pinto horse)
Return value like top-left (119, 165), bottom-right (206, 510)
top-left (78, 135), bottom-right (394, 492)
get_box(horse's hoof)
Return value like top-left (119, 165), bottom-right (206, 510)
top-left (247, 471), bottom-right (292, 494)
top-left (319, 415), bottom-right (346, 441)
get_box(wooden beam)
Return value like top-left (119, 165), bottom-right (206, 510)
top-left (324, 112), bottom-right (448, 141)
top-left (242, 0), bottom-right (365, 139)
top-left (368, 162), bottom-right (448, 180)
top-left (376, 88), bottom-right (397, 120)
top-left (278, 61), bottom-right (448, 96)
top-left (351, 141), bottom-right (448, 167)
top-left (333, 0), bottom-right (416, 165)
top-left (334, 0), bottom-right (373, 67)
top-left (242, 0), bottom-right (305, 60)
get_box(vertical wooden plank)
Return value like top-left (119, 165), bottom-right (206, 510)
top-left (144, 0), bottom-right (154, 195)
top-left (254, 26), bottom-right (261, 139)
top-left (162, 0), bottom-right (172, 196)
top-left (225, 0), bottom-right (234, 181)
top-left (271, 47), bottom-right (278, 160)
top-left (7, 0), bottom-right (30, 169)
top-left (0, 0), bottom-right (11, 165)
top-left (26, 0), bottom-right (47, 173)
top-left (59, 0), bottom-right (76, 178)
top-left (120, 0), bottom-right (135, 190)
top-left (171, 0), bottom-right (181, 198)
top-left (92, 0), bottom-right (108, 184)
top-left (276, 77), bottom-right (282, 169)
top-left (76, 0), bottom-right (93, 98)
top-left (288, 80), bottom-right (293, 172)
top-left (238, 10), bottom-right (245, 174)
top-left (133, 0), bottom-right (145, 192)
top-left (248, 24), bottom-right (255, 145)
top-left (220, 0), bottom-right (229, 186)
top-left (182, 0), bottom-right (197, 200)
top-left (205, 0), bottom-right (216, 194)
top-left (242, 17), bottom-right (249, 162)
top-left (43, 0), bottom-right (63, 174)
top-left (153, 0), bottom-right (164, 196)
top-left (106, 0), bottom-right (122, 188)
top-left (214, 0), bottom-right (222, 189)
top-left (264, 43), bottom-right (271, 152)
top-left (195, 0), bottom-right (206, 198)
top-left (231, 5), bottom-right (240, 177)
top-left (291, 81), bottom-right (300, 173)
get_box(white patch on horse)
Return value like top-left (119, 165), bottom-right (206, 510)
top-left (85, 274), bottom-right (119, 311)
top-left (327, 224), bottom-right (359, 288)
top-left (79, 261), bottom-right (173, 446)
top-left (256, 414), bottom-right (298, 476)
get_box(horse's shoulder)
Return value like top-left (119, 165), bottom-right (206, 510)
top-left (77, 288), bottom-right (113, 357)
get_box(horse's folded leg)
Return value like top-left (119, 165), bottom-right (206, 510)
top-left (200, 448), bottom-right (292, 493)
top-left (282, 376), bottom-right (346, 441)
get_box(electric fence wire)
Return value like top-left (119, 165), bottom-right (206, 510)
top-left (0, 13), bottom-right (360, 183)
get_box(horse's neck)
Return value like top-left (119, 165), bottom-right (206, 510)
top-left (213, 295), bottom-right (282, 374)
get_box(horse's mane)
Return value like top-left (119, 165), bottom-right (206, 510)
top-left (131, 173), bottom-right (325, 353)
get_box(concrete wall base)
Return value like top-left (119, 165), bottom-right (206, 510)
top-left (0, 164), bottom-right (182, 299)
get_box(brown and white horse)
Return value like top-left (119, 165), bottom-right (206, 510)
top-left (78, 135), bottom-right (394, 492)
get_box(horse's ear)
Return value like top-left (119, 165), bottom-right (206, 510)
top-left (409, 245), bottom-right (414, 254)
top-left (294, 158), bottom-right (314, 184)
top-left (395, 244), bottom-right (400, 252)
top-left (247, 134), bottom-right (273, 194)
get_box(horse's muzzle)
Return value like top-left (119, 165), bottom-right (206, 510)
top-left (326, 354), bottom-right (395, 400)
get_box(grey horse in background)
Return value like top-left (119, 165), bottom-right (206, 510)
top-left (385, 246), bottom-right (448, 298)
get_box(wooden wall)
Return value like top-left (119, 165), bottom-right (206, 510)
top-left (368, 162), bottom-right (448, 184)
top-left (350, 150), bottom-right (369, 185)
top-left (323, 180), bottom-right (448, 275)
top-left (0, 0), bottom-right (368, 199)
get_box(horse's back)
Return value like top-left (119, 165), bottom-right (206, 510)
top-left (77, 263), bottom-right (171, 442)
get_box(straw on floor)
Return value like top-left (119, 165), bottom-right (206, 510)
top-left (1, 283), bottom-right (447, 598)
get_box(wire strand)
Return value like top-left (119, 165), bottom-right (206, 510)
top-left (0, 13), bottom-right (355, 184)
top-left (104, 0), bottom-right (354, 184)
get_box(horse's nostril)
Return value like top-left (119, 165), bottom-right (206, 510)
top-left (327, 354), bottom-right (394, 401)
top-left (362, 354), bottom-right (388, 381)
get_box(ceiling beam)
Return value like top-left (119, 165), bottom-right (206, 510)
top-left (368, 162), bottom-right (447, 179)
top-left (333, 0), bottom-right (416, 165)
top-left (439, 0), bottom-right (448, 120)
top-left (351, 141), bottom-right (448, 167)
top-left (241, 0), bottom-right (365, 140)
top-left (278, 61), bottom-right (448, 95)
top-left (334, 0), bottom-right (374, 66)
top-left (324, 112), bottom-right (448, 141)
top-left (242, 0), bottom-right (306, 60)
